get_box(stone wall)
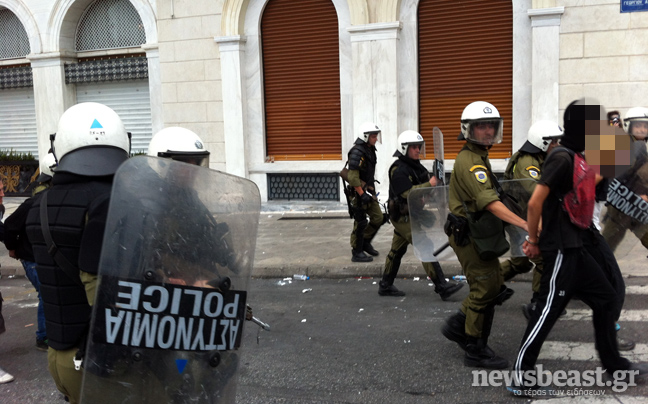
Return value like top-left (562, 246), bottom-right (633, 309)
top-left (559, 0), bottom-right (648, 115)
top-left (157, 0), bottom-right (226, 171)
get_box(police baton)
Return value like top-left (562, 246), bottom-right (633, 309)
top-left (433, 242), bottom-right (450, 256)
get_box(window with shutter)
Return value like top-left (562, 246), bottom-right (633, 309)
top-left (261, 0), bottom-right (342, 161)
top-left (418, 0), bottom-right (513, 159)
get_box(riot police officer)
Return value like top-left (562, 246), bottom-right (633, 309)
top-left (601, 106), bottom-right (648, 252)
top-left (347, 122), bottom-right (385, 262)
top-left (441, 101), bottom-right (527, 369)
top-left (25, 102), bottom-right (130, 404)
top-left (379, 130), bottom-right (464, 298)
top-left (501, 120), bottom-right (562, 316)
top-left (148, 126), bottom-right (210, 167)
top-left (3, 152), bottom-right (58, 352)
top-left (146, 126), bottom-right (243, 276)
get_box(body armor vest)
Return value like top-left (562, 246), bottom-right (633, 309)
top-left (348, 141), bottom-right (377, 187)
top-left (388, 156), bottom-right (430, 201)
top-left (25, 179), bottom-right (112, 350)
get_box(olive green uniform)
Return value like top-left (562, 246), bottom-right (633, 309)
top-left (348, 170), bottom-right (384, 249)
top-left (500, 151), bottom-right (544, 293)
top-left (382, 165), bottom-right (435, 281)
top-left (346, 139), bottom-right (384, 255)
top-left (448, 142), bottom-right (505, 338)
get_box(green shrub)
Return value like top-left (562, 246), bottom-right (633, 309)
top-left (0, 149), bottom-right (36, 161)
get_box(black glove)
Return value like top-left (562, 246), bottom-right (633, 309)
top-left (418, 171), bottom-right (431, 183)
top-left (360, 192), bottom-right (373, 205)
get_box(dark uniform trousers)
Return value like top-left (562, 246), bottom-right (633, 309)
top-left (382, 215), bottom-right (439, 282)
top-left (448, 234), bottom-right (504, 338)
top-left (350, 197), bottom-right (383, 250)
top-left (514, 248), bottom-right (630, 381)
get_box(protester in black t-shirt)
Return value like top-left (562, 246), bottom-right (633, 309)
top-left (509, 99), bottom-right (648, 396)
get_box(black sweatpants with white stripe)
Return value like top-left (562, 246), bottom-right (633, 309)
top-left (514, 248), bottom-right (631, 384)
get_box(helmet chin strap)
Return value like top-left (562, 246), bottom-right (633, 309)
top-left (49, 133), bottom-right (59, 164)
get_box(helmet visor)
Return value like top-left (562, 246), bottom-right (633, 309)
top-left (364, 130), bottom-right (382, 145)
top-left (405, 142), bottom-right (426, 159)
top-left (157, 151), bottom-right (210, 167)
top-left (467, 119), bottom-right (503, 146)
top-left (627, 119), bottom-right (648, 140)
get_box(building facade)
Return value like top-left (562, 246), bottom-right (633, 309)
top-left (0, 0), bottom-right (646, 201)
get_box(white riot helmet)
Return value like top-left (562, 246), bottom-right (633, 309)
top-left (459, 101), bottom-right (504, 146)
top-left (520, 120), bottom-right (564, 153)
top-left (36, 152), bottom-right (57, 182)
top-left (358, 121), bottom-right (382, 144)
top-left (51, 102), bottom-right (130, 176)
top-left (394, 130), bottom-right (425, 157)
top-left (148, 127), bottom-right (210, 167)
top-left (623, 107), bottom-right (648, 138)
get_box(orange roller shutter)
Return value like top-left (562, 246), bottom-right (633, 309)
top-left (261, 0), bottom-right (342, 161)
top-left (418, 0), bottom-right (513, 160)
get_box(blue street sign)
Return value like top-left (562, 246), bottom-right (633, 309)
top-left (621, 0), bottom-right (648, 13)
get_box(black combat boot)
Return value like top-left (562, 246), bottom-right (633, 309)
top-left (352, 249), bottom-right (373, 262)
top-left (464, 337), bottom-right (508, 369)
top-left (352, 224), bottom-right (372, 262)
top-left (430, 262), bottom-right (464, 300)
top-left (378, 280), bottom-right (405, 296)
top-left (442, 311), bottom-right (468, 351)
top-left (479, 306), bottom-right (498, 358)
top-left (363, 241), bottom-right (379, 256)
top-left (434, 282), bottom-right (464, 300)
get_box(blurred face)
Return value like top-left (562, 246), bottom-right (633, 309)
top-left (367, 133), bottom-right (379, 146)
top-left (584, 123), bottom-right (631, 178)
top-left (407, 144), bottom-right (422, 160)
top-left (631, 121), bottom-right (648, 140)
top-left (472, 121), bottom-right (496, 144)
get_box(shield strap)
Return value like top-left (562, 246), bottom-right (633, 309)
top-left (39, 192), bottom-right (84, 287)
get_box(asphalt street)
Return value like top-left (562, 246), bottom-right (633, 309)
top-left (1, 275), bottom-right (647, 403)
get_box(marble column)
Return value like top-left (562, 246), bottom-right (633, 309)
top-left (28, 52), bottom-right (76, 157)
top-left (142, 44), bottom-right (163, 135)
top-left (215, 35), bottom-right (248, 178)
top-left (348, 22), bottom-right (401, 199)
top-left (528, 7), bottom-right (565, 124)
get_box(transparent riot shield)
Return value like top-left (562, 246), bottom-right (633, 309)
top-left (408, 185), bottom-right (452, 262)
top-left (500, 178), bottom-right (536, 258)
top-left (81, 156), bottom-right (261, 404)
top-left (432, 127), bottom-right (445, 185)
top-left (409, 181), bottom-right (532, 262)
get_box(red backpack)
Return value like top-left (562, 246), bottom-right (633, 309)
top-left (559, 147), bottom-right (596, 229)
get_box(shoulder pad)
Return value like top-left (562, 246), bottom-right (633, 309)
top-left (348, 146), bottom-right (365, 170)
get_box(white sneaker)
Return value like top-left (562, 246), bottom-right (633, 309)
top-left (0, 367), bottom-right (14, 383)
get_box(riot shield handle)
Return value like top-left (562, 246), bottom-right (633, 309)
top-left (246, 304), bottom-right (271, 331)
top-left (251, 316), bottom-right (271, 331)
